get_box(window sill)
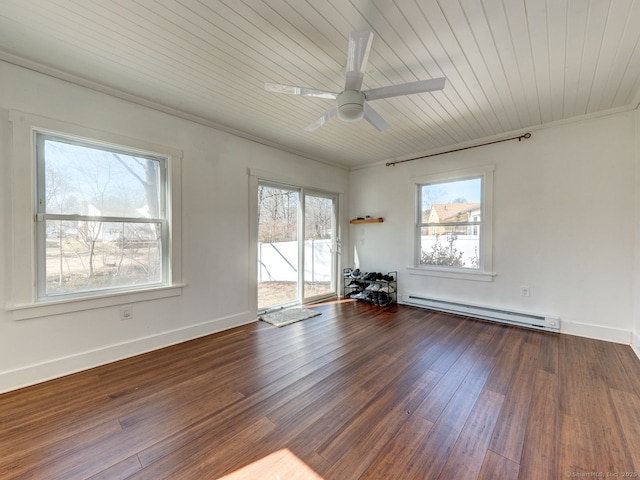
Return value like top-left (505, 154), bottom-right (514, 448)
top-left (6, 284), bottom-right (185, 321)
top-left (407, 266), bottom-right (495, 282)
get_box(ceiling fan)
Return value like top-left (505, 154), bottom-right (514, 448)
top-left (264, 31), bottom-right (446, 132)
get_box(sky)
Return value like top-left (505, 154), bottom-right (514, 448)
top-left (44, 138), bottom-right (161, 217)
top-left (421, 177), bottom-right (482, 210)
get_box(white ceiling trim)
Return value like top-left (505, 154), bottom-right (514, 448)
top-left (4, 49), bottom-right (637, 174)
top-left (356, 103), bottom-right (639, 171)
top-left (0, 52), bottom-right (346, 171)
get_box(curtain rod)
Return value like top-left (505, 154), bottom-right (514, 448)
top-left (385, 132), bottom-right (532, 167)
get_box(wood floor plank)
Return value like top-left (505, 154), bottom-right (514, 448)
top-left (358, 414), bottom-right (435, 479)
top-left (0, 395), bottom-right (120, 467)
top-left (401, 353), bottom-right (497, 478)
top-left (263, 331), bottom-right (441, 461)
top-left (86, 455), bottom-right (142, 480)
top-left (278, 387), bottom-right (379, 471)
top-left (268, 352), bottom-right (395, 427)
top-left (478, 450), bottom-right (520, 480)
top-left (559, 335), bottom-right (637, 474)
top-left (517, 368), bottom-right (559, 480)
top-left (319, 368), bottom-right (442, 479)
top-left (558, 333), bottom-right (614, 418)
top-left (559, 413), bottom-right (596, 476)
top-left (118, 385), bottom-right (245, 440)
top-left (437, 389), bottom-right (505, 479)
top-left (587, 337), bottom-right (639, 394)
top-left (1, 303), bottom-right (640, 480)
top-left (0, 419), bottom-right (126, 479)
top-left (314, 332), bottom-right (449, 462)
top-left (168, 416), bottom-right (279, 480)
top-left (215, 448), bottom-right (325, 480)
top-left (134, 348), bottom-right (396, 478)
top-left (482, 333), bottom-right (525, 395)
top-left (610, 388), bottom-right (640, 473)
top-left (613, 343), bottom-right (640, 397)
top-left (488, 339), bottom-right (540, 463)
top-left (478, 322), bottom-right (510, 356)
top-left (538, 330), bottom-right (559, 374)
top-left (413, 328), bottom-right (495, 422)
top-left (135, 305), bottom-right (426, 468)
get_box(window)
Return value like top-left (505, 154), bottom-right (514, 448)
top-left (34, 133), bottom-right (171, 298)
top-left (411, 166), bottom-right (494, 281)
top-left (8, 111), bottom-right (182, 319)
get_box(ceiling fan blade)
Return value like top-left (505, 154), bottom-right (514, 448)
top-left (304, 106), bottom-right (338, 131)
top-left (344, 31), bottom-right (373, 91)
top-left (364, 77), bottom-right (446, 101)
top-left (265, 83), bottom-right (337, 99)
top-left (363, 103), bottom-right (391, 131)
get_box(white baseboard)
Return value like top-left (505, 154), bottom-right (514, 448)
top-left (560, 319), bottom-right (632, 345)
top-left (0, 311), bottom-right (256, 394)
top-left (401, 298), bottom-right (633, 345)
top-left (632, 331), bottom-right (640, 361)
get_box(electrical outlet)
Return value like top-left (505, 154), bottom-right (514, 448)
top-left (120, 305), bottom-right (133, 320)
top-left (520, 286), bottom-right (530, 297)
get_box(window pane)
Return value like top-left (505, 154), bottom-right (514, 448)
top-left (419, 227), bottom-right (480, 269)
top-left (45, 220), bottom-right (162, 295)
top-left (257, 185), bottom-right (299, 310)
top-left (304, 194), bottom-right (335, 299)
top-left (420, 178), bottom-right (481, 225)
top-left (419, 176), bottom-right (482, 270)
top-left (44, 138), bottom-right (162, 218)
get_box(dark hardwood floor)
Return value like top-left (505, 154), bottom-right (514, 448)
top-left (1, 301), bottom-right (640, 479)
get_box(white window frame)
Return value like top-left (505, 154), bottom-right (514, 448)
top-left (34, 132), bottom-right (170, 299)
top-left (6, 111), bottom-right (184, 320)
top-left (408, 165), bottom-right (495, 282)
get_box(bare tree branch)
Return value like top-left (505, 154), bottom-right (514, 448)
top-left (112, 153), bottom-right (146, 186)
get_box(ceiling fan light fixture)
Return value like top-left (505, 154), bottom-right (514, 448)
top-left (264, 31), bottom-right (446, 131)
top-left (336, 90), bottom-right (365, 122)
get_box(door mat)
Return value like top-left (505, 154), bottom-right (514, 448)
top-left (259, 307), bottom-right (321, 327)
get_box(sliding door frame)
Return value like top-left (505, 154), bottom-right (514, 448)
top-left (302, 189), bottom-right (338, 304)
top-left (250, 172), bottom-right (341, 315)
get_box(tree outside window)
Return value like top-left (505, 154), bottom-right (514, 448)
top-left (35, 133), bottom-right (169, 297)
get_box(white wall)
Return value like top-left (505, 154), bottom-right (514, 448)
top-left (0, 61), bottom-right (349, 393)
top-left (349, 111), bottom-right (637, 344)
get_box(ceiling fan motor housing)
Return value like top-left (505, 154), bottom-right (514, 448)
top-left (337, 90), bottom-right (365, 122)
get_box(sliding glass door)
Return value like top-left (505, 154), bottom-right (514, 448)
top-left (257, 184), bottom-right (299, 311)
top-left (303, 193), bottom-right (336, 302)
top-left (257, 182), bottom-right (337, 312)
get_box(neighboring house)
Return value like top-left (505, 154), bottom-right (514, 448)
top-left (424, 203), bottom-right (481, 235)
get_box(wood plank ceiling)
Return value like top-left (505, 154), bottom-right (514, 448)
top-left (1, 0), bottom-right (640, 169)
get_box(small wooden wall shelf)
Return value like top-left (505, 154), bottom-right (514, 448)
top-left (350, 217), bottom-right (384, 224)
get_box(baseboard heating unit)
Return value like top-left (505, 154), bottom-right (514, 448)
top-left (399, 294), bottom-right (560, 333)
